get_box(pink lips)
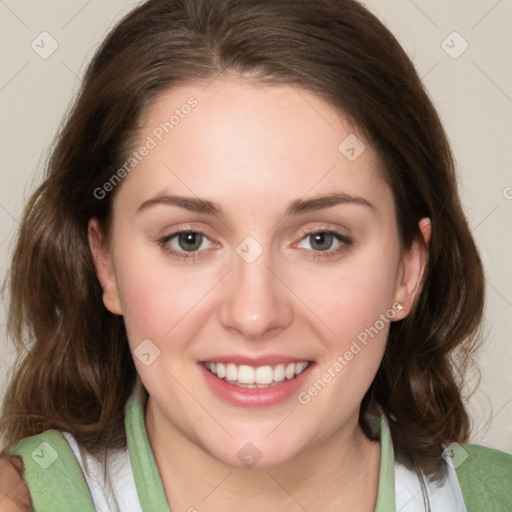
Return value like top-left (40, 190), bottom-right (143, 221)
top-left (198, 359), bottom-right (315, 407)
top-left (199, 355), bottom-right (312, 366)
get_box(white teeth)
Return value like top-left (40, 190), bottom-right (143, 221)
top-left (238, 365), bottom-right (255, 384)
top-left (285, 363), bottom-right (296, 380)
top-left (273, 364), bottom-right (285, 382)
top-left (226, 363), bottom-right (237, 381)
top-left (216, 362), bottom-right (226, 379)
top-left (255, 365), bottom-right (274, 385)
top-left (204, 360), bottom-right (310, 387)
top-left (295, 362), bottom-right (309, 375)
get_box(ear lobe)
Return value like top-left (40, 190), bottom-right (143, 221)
top-left (392, 217), bottom-right (431, 320)
top-left (87, 218), bottom-right (123, 315)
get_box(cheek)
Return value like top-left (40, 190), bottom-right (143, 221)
top-left (293, 248), bottom-right (400, 343)
top-left (292, 266), bottom-right (395, 422)
top-left (111, 239), bottom-right (201, 348)
top-left (290, 243), bottom-right (400, 402)
top-left (117, 268), bottom-right (202, 345)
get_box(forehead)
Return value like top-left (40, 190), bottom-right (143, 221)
top-left (115, 75), bottom-right (393, 220)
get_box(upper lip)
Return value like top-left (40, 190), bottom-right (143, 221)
top-left (199, 355), bottom-right (313, 366)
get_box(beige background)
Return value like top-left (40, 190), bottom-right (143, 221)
top-left (1, 1), bottom-right (511, 453)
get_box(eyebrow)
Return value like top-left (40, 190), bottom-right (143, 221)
top-left (137, 191), bottom-right (374, 216)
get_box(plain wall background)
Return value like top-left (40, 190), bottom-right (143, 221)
top-left (0, 1), bottom-right (511, 453)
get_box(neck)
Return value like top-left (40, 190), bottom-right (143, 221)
top-left (145, 399), bottom-right (381, 512)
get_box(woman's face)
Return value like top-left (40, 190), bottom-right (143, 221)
top-left (89, 75), bottom-right (427, 468)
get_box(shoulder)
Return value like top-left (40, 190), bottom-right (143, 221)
top-left (0, 453), bottom-right (32, 511)
top-left (9, 430), bottom-right (96, 512)
top-left (454, 442), bottom-right (512, 512)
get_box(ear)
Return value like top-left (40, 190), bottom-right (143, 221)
top-left (392, 217), bottom-right (431, 320)
top-left (87, 218), bottom-right (123, 315)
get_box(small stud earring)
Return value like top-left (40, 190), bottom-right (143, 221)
top-left (393, 302), bottom-right (404, 311)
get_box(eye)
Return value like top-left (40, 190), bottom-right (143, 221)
top-left (158, 229), bottom-right (214, 261)
top-left (295, 230), bottom-right (353, 259)
top-left (157, 228), bottom-right (353, 262)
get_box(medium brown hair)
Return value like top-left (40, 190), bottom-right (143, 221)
top-left (1, 0), bottom-right (484, 493)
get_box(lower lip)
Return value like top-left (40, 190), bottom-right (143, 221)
top-left (198, 362), bottom-right (315, 407)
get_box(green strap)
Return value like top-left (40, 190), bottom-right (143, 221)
top-left (125, 394), bottom-right (171, 511)
top-left (374, 415), bottom-right (396, 511)
top-left (455, 443), bottom-right (512, 512)
top-left (9, 430), bottom-right (96, 512)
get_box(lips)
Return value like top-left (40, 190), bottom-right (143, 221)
top-left (199, 358), bottom-right (315, 407)
top-left (201, 355), bottom-right (313, 366)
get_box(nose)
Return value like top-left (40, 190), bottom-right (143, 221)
top-left (218, 243), bottom-right (293, 340)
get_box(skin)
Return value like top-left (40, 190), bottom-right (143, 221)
top-left (89, 74), bottom-right (430, 512)
top-left (0, 456), bottom-right (32, 512)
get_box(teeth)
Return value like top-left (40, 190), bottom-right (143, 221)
top-left (295, 362), bottom-right (309, 375)
top-left (238, 365), bottom-right (255, 384)
top-left (255, 365), bottom-right (274, 385)
top-left (273, 364), bottom-right (285, 382)
top-left (285, 363), bottom-right (295, 379)
top-left (216, 362), bottom-right (226, 379)
top-left (204, 361), bottom-right (310, 387)
top-left (226, 363), bottom-right (237, 381)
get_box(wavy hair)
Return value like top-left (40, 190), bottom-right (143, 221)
top-left (1, 0), bottom-right (484, 500)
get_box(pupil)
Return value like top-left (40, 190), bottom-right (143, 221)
top-left (311, 233), bottom-right (332, 251)
top-left (179, 232), bottom-right (202, 251)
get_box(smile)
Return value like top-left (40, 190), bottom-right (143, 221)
top-left (203, 361), bottom-right (310, 388)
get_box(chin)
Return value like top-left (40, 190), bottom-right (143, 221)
top-left (204, 436), bottom-right (304, 470)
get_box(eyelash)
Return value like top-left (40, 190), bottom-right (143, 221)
top-left (157, 228), bottom-right (353, 261)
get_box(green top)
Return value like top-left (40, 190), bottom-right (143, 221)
top-left (10, 394), bottom-right (512, 511)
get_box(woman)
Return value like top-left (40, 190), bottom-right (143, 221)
top-left (1, 0), bottom-right (510, 510)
